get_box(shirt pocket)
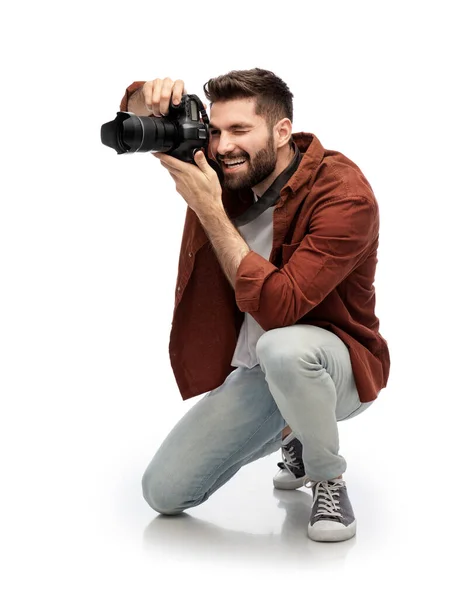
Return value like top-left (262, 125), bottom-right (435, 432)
top-left (281, 242), bottom-right (301, 265)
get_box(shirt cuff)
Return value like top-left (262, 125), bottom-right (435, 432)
top-left (235, 250), bottom-right (277, 312)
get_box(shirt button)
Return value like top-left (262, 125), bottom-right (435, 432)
top-left (188, 252), bottom-right (193, 257)
top-left (177, 286), bottom-right (181, 292)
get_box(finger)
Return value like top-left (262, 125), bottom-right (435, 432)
top-left (193, 150), bottom-right (209, 172)
top-left (167, 171), bottom-right (180, 189)
top-left (143, 81), bottom-right (154, 112)
top-left (155, 154), bottom-right (182, 172)
top-left (159, 78), bottom-right (174, 115)
top-left (171, 79), bottom-right (187, 106)
top-left (160, 160), bottom-right (182, 175)
top-left (156, 152), bottom-right (185, 170)
top-left (150, 78), bottom-right (166, 117)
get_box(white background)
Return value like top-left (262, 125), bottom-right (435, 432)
top-left (1, 1), bottom-right (458, 598)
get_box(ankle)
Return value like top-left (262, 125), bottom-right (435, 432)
top-left (282, 425), bottom-right (292, 440)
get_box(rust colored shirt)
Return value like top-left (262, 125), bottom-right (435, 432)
top-left (120, 82), bottom-right (390, 403)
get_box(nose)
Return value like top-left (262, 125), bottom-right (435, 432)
top-left (215, 132), bottom-right (237, 159)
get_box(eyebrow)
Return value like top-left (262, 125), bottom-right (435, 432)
top-left (209, 122), bottom-right (253, 130)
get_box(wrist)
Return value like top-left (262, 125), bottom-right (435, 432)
top-left (196, 200), bottom-right (226, 223)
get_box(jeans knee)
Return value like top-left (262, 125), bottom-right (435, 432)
top-left (256, 329), bottom-right (307, 372)
top-left (256, 330), bottom-right (282, 366)
top-left (141, 468), bottom-right (185, 516)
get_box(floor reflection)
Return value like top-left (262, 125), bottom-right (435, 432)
top-left (142, 487), bottom-right (356, 569)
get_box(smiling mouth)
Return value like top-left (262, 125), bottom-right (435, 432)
top-left (221, 158), bottom-right (247, 171)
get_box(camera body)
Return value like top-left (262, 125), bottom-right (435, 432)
top-left (166, 94), bottom-right (209, 162)
top-left (100, 94), bottom-right (210, 164)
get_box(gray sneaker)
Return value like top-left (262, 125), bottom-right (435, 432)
top-left (306, 479), bottom-right (357, 542)
top-left (273, 434), bottom-right (309, 490)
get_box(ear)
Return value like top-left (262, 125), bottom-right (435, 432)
top-left (274, 118), bottom-right (293, 150)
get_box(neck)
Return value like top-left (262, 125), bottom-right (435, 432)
top-left (252, 143), bottom-right (295, 197)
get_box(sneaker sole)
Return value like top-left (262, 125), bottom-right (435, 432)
top-left (273, 474), bottom-right (309, 490)
top-left (307, 520), bottom-right (356, 542)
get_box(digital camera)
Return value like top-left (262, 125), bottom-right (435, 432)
top-left (100, 94), bottom-right (209, 163)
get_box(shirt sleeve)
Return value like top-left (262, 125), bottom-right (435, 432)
top-left (234, 196), bottom-right (378, 331)
top-left (119, 81), bottom-right (146, 111)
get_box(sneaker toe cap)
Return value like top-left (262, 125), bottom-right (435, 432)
top-left (310, 519), bottom-right (347, 531)
top-left (308, 518), bottom-right (356, 542)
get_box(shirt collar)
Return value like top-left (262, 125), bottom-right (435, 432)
top-left (256, 143), bottom-right (302, 203)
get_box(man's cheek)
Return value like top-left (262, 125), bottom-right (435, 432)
top-left (208, 140), bottom-right (218, 161)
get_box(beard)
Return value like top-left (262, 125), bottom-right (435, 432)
top-left (219, 132), bottom-right (277, 191)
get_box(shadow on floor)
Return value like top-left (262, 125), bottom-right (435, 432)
top-left (142, 487), bottom-right (357, 569)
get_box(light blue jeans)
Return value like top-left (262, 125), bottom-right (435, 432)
top-left (142, 325), bottom-right (374, 514)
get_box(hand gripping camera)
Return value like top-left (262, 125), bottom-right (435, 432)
top-left (100, 94), bottom-right (209, 163)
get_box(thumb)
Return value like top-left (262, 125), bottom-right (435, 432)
top-left (194, 150), bottom-right (208, 169)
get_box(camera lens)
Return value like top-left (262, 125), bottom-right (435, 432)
top-left (101, 112), bottom-right (180, 154)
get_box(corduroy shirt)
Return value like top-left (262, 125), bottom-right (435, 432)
top-left (120, 82), bottom-right (391, 404)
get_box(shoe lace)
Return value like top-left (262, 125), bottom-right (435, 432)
top-left (281, 443), bottom-right (301, 472)
top-left (306, 480), bottom-right (345, 519)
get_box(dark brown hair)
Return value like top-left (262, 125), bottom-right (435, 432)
top-left (203, 68), bottom-right (294, 129)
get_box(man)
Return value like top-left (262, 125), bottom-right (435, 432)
top-left (119, 68), bottom-right (390, 542)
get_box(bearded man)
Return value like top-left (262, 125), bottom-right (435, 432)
top-left (120, 68), bottom-right (390, 542)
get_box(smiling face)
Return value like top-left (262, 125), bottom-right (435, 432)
top-left (208, 97), bottom-right (279, 191)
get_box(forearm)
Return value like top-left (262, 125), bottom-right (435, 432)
top-left (197, 207), bottom-right (251, 289)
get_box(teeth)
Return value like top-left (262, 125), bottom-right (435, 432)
top-left (225, 159), bottom-right (246, 166)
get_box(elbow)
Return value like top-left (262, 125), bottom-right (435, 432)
top-left (255, 312), bottom-right (299, 332)
top-left (236, 277), bottom-right (309, 330)
top-left (249, 297), bottom-right (304, 331)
